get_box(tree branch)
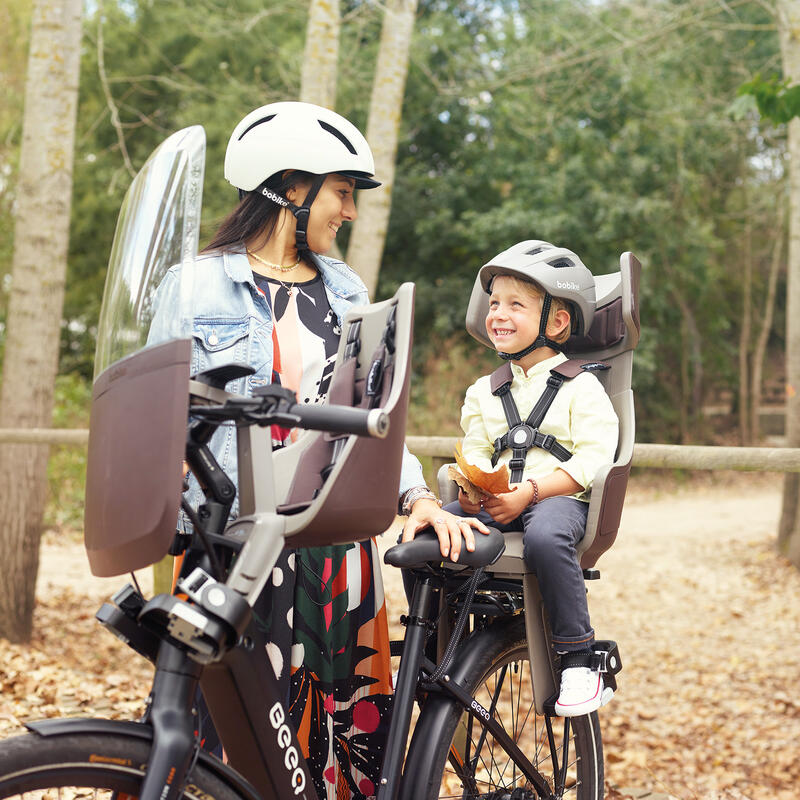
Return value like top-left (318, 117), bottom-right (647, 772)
top-left (96, 4), bottom-right (135, 178)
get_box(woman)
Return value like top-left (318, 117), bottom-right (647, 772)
top-left (149, 101), bottom-right (486, 800)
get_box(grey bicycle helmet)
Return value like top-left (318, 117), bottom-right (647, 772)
top-left (224, 101), bottom-right (380, 250)
top-left (467, 240), bottom-right (596, 360)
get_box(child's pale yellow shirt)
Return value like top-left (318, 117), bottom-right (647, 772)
top-left (460, 352), bottom-right (619, 501)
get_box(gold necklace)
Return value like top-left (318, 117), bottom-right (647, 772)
top-left (247, 248), bottom-right (301, 272)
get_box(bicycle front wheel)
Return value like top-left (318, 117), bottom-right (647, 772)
top-left (403, 616), bottom-right (603, 800)
top-left (0, 729), bottom-right (246, 800)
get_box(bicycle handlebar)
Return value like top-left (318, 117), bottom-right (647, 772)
top-left (189, 385), bottom-right (390, 440)
top-left (294, 403), bottom-right (390, 439)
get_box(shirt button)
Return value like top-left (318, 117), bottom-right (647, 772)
top-left (208, 333), bottom-right (219, 346)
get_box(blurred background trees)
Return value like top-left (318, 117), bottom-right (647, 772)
top-left (0, 0), bottom-right (794, 538)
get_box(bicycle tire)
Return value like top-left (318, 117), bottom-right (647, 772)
top-left (401, 615), bottom-right (603, 800)
top-left (0, 729), bottom-right (248, 800)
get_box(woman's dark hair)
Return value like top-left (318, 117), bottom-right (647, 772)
top-left (202, 170), bottom-right (315, 253)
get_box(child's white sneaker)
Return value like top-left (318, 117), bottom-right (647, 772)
top-left (554, 665), bottom-right (604, 717)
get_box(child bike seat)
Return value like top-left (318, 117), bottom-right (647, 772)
top-left (438, 252), bottom-right (641, 571)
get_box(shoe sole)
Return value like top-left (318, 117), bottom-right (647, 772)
top-left (554, 684), bottom-right (614, 718)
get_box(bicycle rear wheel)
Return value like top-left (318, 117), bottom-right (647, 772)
top-left (403, 616), bottom-right (603, 800)
top-left (0, 729), bottom-right (246, 800)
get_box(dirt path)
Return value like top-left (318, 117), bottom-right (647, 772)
top-left (13, 476), bottom-right (800, 799)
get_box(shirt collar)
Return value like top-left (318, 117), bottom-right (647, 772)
top-left (510, 351), bottom-right (567, 381)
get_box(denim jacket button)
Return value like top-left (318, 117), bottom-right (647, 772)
top-left (208, 332), bottom-right (219, 346)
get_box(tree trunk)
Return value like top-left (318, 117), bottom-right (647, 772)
top-left (750, 224), bottom-right (784, 443)
top-left (778, 0), bottom-right (800, 569)
top-left (0, 0), bottom-right (82, 641)
top-left (346, 0), bottom-right (418, 297)
top-left (300, 0), bottom-right (339, 108)
top-left (739, 218), bottom-right (753, 444)
top-left (670, 286), bottom-right (703, 444)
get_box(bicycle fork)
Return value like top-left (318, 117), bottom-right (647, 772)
top-left (138, 641), bottom-right (203, 800)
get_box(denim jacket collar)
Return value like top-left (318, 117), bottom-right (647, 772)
top-left (221, 246), bottom-right (367, 303)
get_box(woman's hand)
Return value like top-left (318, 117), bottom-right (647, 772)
top-left (400, 497), bottom-right (490, 562)
top-left (482, 484), bottom-right (532, 525)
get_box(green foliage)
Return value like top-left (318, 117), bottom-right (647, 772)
top-left (44, 374), bottom-right (91, 533)
top-left (378, 0), bottom-right (782, 442)
top-left (736, 73), bottom-right (800, 124)
top-left (3, 0), bottom-right (788, 446)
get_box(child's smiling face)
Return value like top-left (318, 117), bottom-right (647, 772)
top-left (485, 275), bottom-right (543, 354)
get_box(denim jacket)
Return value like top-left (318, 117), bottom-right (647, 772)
top-left (148, 247), bottom-right (425, 521)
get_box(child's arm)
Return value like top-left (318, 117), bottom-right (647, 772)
top-left (557, 374), bottom-right (619, 493)
top-left (459, 381), bottom-right (496, 471)
top-left (457, 381), bottom-right (496, 514)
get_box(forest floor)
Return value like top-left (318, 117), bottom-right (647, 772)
top-left (0, 472), bottom-right (798, 799)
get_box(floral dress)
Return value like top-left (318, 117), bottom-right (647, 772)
top-left (251, 273), bottom-right (393, 800)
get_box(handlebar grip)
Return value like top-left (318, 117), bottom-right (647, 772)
top-left (292, 403), bottom-right (390, 439)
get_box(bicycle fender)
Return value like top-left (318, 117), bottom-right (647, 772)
top-left (25, 718), bottom-right (261, 800)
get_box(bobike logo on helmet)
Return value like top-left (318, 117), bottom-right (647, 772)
top-left (268, 702), bottom-right (307, 795)
top-left (261, 187), bottom-right (290, 207)
top-left (556, 279), bottom-right (580, 292)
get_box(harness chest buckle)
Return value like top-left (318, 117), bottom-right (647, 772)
top-left (508, 423), bottom-right (535, 448)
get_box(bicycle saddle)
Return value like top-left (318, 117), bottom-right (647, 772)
top-left (383, 527), bottom-right (505, 569)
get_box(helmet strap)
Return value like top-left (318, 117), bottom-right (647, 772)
top-left (496, 292), bottom-right (564, 361)
top-left (257, 174), bottom-right (326, 252)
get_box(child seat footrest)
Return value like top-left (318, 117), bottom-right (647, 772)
top-left (559, 639), bottom-right (622, 694)
top-left (560, 640), bottom-right (621, 672)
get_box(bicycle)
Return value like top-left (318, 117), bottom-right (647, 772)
top-left (0, 126), bottom-right (636, 800)
top-left (0, 292), bottom-right (613, 800)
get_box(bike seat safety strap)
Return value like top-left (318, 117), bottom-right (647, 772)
top-left (488, 359), bottom-right (609, 483)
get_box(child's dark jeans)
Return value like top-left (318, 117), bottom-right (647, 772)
top-left (442, 495), bottom-right (594, 652)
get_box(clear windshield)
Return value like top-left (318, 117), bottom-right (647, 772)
top-left (93, 126), bottom-right (206, 379)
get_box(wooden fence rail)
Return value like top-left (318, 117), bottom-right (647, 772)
top-left (3, 429), bottom-right (800, 473)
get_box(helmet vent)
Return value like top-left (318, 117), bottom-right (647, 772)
top-left (548, 258), bottom-right (574, 269)
top-left (525, 247), bottom-right (546, 255)
top-left (238, 114), bottom-right (277, 141)
top-left (318, 120), bottom-right (358, 154)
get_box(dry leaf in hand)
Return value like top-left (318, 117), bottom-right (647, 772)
top-left (453, 442), bottom-right (512, 496)
top-left (447, 465), bottom-right (487, 504)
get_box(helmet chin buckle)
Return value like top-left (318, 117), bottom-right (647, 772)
top-left (496, 293), bottom-right (564, 361)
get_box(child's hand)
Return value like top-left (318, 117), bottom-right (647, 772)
top-left (458, 489), bottom-right (483, 515)
top-left (482, 484), bottom-right (533, 525)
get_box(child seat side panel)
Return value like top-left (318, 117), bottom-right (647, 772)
top-left (84, 339), bottom-right (191, 576)
top-left (282, 284), bottom-right (415, 547)
top-left (522, 574), bottom-right (558, 714)
top-left (578, 388), bottom-right (635, 568)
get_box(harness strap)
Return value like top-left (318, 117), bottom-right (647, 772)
top-left (489, 359), bottom-right (609, 482)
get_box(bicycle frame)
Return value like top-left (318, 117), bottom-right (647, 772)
top-left (97, 543), bottom-right (570, 800)
top-left (376, 573), bottom-right (554, 800)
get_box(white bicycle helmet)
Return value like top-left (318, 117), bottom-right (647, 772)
top-left (469, 240), bottom-right (597, 360)
top-left (224, 101), bottom-right (380, 251)
top-left (225, 101), bottom-right (379, 192)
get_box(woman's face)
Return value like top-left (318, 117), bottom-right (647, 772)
top-left (291, 173), bottom-right (358, 254)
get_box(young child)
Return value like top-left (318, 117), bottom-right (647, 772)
top-left (449, 240), bottom-right (619, 717)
